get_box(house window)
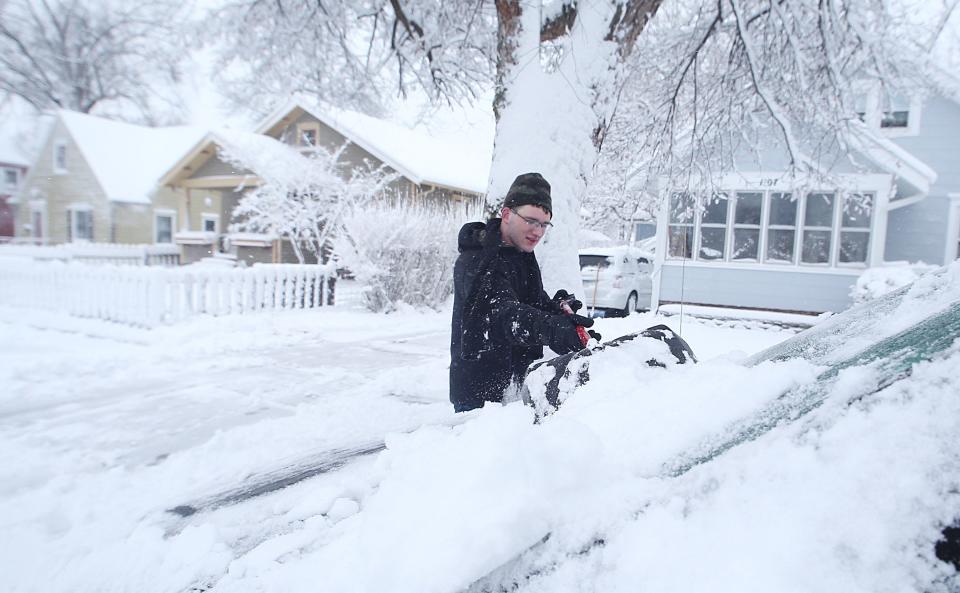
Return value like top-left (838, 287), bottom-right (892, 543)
top-left (296, 122), bottom-right (320, 147)
top-left (68, 206), bottom-right (94, 242)
top-left (30, 204), bottom-right (45, 240)
top-left (3, 168), bottom-right (17, 190)
top-left (765, 192), bottom-right (798, 263)
top-left (53, 141), bottom-right (68, 174)
top-left (155, 213), bottom-right (174, 243)
top-left (667, 187), bottom-right (873, 267)
top-left (838, 193), bottom-right (873, 264)
top-left (732, 191), bottom-right (763, 261)
top-left (880, 94), bottom-right (910, 129)
top-left (801, 192), bottom-right (836, 265)
top-left (667, 192), bottom-right (695, 258)
top-left (202, 214), bottom-right (219, 233)
top-left (698, 193), bottom-right (729, 260)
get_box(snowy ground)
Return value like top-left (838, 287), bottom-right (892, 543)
top-left (1, 270), bottom-right (958, 593)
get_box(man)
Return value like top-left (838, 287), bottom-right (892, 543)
top-left (449, 172), bottom-right (596, 413)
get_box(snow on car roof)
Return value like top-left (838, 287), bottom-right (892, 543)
top-left (258, 96), bottom-right (493, 194)
top-left (578, 245), bottom-right (654, 258)
top-left (58, 110), bottom-right (207, 204)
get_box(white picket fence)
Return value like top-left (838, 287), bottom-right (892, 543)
top-left (0, 242), bottom-right (181, 266)
top-left (0, 259), bottom-right (334, 327)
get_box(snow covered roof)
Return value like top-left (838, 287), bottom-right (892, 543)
top-left (0, 133), bottom-right (31, 168)
top-left (211, 127), bottom-right (315, 183)
top-left (255, 97), bottom-right (493, 194)
top-left (847, 121), bottom-right (937, 195)
top-left (57, 110), bottom-right (207, 204)
top-left (159, 127), bottom-right (322, 189)
top-left (578, 245), bottom-right (654, 259)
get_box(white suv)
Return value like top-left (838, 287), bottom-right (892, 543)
top-left (578, 246), bottom-right (654, 315)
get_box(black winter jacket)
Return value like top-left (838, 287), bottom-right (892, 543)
top-left (449, 218), bottom-right (562, 412)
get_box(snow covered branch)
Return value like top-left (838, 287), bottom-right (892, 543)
top-left (0, 0), bottom-right (191, 123)
top-left (218, 132), bottom-right (396, 264)
top-left (587, 0), bottom-right (945, 221)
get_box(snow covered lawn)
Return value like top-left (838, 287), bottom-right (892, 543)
top-left (1, 279), bottom-right (957, 593)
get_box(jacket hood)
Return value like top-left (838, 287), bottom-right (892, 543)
top-left (458, 219), bottom-right (502, 252)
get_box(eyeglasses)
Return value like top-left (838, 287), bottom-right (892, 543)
top-left (510, 208), bottom-right (553, 230)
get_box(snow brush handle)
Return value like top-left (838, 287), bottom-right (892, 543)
top-left (561, 302), bottom-right (591, 347)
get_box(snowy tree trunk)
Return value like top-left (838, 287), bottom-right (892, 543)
top-left (488, 0), bottom-right (656, 294)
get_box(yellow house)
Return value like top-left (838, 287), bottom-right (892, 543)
top-left (14, 110), bottom-right (205, 245)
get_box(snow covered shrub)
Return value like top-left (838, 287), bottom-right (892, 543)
top-left (851, 262), bottom-right (938, 304)
top-left (334, 201), bottom-right (483, 312)
top-left (220, 132), bottom-right (395, 263)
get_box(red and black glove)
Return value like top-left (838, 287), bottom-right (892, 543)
top-left (544, 313), bottom-right (595, 354)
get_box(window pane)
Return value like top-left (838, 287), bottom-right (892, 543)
top-left (77, 211), bottom-right (93, 240)
top-left (732, 229), bottom-right (759, 261)
top-left (701, 193), bottom-right (729, 225)
top-left (805, 193), bottom-right (835, 227)
top-left (203, 218), bottom-right (216, 232)
top-left (668, 226), bottom-right (693, 258)
top-left (768, 193), bottom-right (796, 226)
top-left (880, 110), bottom-right (908, 128)
top-left (766, 229), bottom-right (796, 262)
top-left (839, 231), bottom-right (869, 263)
top-left (699, 227), bottom-right (726, 260)
top-left (157, 215), bottom-right (173, 243)
top-left (32, 210), bottom-right (43, 237)
top-left (802, 230), bottom-right (832, 264)
top-left (301, 129), bottom-right (317, 145)
top-left (734, 192), bottom-right (763, 225)
top-left (669, 193), bottom-right (695, 224)
top-left (842, 194), bottom-right (873, 229)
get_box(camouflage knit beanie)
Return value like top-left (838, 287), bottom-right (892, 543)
top-left (502, 173), bottom-right (552, 216)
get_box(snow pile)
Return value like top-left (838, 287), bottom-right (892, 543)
top-left (851, 261), bottom-right (938, 304)
top-left (204, 263), bottom-right (960, 593)
top-left (2, 264), bottom-right (958, 593)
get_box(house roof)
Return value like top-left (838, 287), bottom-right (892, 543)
top-left (255, 96), bottom-right (493, 194)
top-left (211, 127), bottom-right (322, 185)
top-left (57, 110), bottom-right (207, 204)
top-left (0, 133), bottom-right (31, 168)
top-left (157, 127), bottom-right (317, 188)
top-left (847, 121), bottom-right (938, 195)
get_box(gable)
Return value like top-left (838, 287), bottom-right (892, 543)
top-left (888, 95), bottom-right (960, 195)
top-left (255, 98), bottom-right (492, 194)
top-left (160, 134), bottom-right (259, 188)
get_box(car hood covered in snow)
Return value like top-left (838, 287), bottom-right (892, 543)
top-left (201, 264), bottom-right (960, 593)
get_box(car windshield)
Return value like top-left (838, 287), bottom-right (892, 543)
top-left (579, 255), bottom-right (613, 270)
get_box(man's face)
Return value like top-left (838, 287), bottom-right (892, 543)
top-left (500, 205), bottom-right (551, 252)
